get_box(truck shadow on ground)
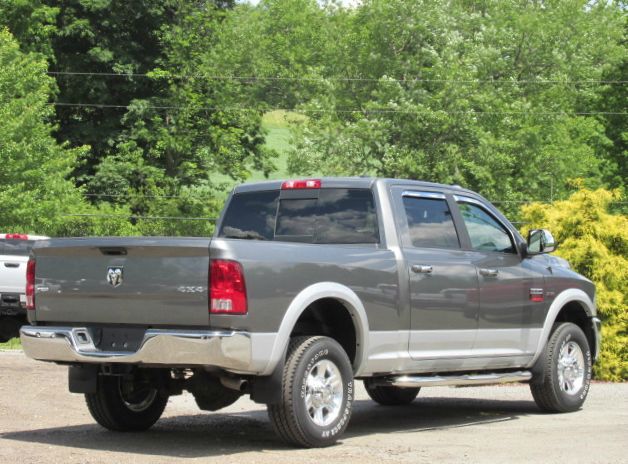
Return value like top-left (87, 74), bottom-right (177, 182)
top-left (1, 396), bottom-right (541, 458)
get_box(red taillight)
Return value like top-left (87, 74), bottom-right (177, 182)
top-left (281, 179), bottom-right (321, 190)
top-left (6, 233), bottom-right (28, 240)
top-left (210, 260), bottom-right (247, 315)
top-left (26, 258), bottom-right (36, 310)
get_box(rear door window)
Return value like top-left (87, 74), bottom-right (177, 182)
top-left (402, 196), bottom-right (460, 249)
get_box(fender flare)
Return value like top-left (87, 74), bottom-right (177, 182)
top-left (527, 288), bottom-right (596, 367)
top-left (261, 282), bottom-right (370, 376)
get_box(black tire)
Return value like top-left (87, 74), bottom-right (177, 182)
top-left (530, 322), bottom-right (592, 413)
top-left (0, 316), bottom-right (22, 343)
top-left (85, 373), bottom-right (169, 431)
top-left (364, 379), bottom-right (420, 406)
top-left (268, 336), bottom-right (354, 448)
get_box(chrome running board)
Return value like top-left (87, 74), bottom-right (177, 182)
top-left (373, 371), bottom-right (532, 388)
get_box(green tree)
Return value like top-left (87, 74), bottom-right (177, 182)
top-left (0, 0), bottom-right (58, 59)
top-left (85, 1), bottom-right (273, 236)
top-left (285, 0), bottom-right (624, 216)
top-left (42, 0), bottom-right (179, 178)
top-left (521, 188), bottom-right (627, 381)
top-left (0, 28), bottom-right (136, 236)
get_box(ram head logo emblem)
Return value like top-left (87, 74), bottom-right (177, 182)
top-left (106, 267), bottom-right (124, 288)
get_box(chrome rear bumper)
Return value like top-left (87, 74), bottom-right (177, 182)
top-left (20, 326), bottom-right (253, 372)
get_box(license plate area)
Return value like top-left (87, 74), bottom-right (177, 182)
top-left (92, 327), bottom-right (146, 352)
top-left (0, 293), bottom-right (21, 308)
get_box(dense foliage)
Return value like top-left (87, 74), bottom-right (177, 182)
top-left (0, 0), bottom-right (626, 377)
top-left (0, 29), bottom-right (136, 236)
top-left (521, 188), bottom-right (627, 381)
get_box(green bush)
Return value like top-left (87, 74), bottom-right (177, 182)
top-left (521, 188), bottom-right (627, 381)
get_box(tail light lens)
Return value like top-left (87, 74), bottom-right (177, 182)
top-left (26, 258), bottom-right (36, 310)
top-left (210, 260), bottom-right (247, 315)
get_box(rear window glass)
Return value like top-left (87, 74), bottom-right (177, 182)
top-left (219, 190), bottom-right (279, 240)
top-left (219, 188), bottom-right (379, 244)
top-left (0, 240), bottom-right (36, 256)
top-left (402, 197), bottom-right (460, 249)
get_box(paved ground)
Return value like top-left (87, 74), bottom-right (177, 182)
top-left (0, 351), bottom-right (626, 464)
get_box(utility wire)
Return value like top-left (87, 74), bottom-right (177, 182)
top-left (45, 71), bottom-right (628, 85)
top-left (83, 193), bottom-right (628, 205)
top-left (49, 102), bottom-right (627, 116)
top-left (62, 213), bottom-right (216, 221)
top-left (84, 193), bottom-right (210, 200)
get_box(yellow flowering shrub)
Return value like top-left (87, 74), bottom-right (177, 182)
top-left (521, 188), bottom-right (627, 381)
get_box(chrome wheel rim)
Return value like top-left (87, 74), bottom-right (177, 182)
top-left (557, 341), bottom-right (585, 395)
top-left (118, 382), bottom-right (158, 412)
top-left (305, 359), bottom-right (343, 427)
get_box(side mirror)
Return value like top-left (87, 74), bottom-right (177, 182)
top-left (527, 229), bottom-right (556, 254)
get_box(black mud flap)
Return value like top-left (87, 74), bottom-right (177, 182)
top-left (68, 365), bottom-right (99, 394)
top-left (250, 355), bottom-right (285, 405)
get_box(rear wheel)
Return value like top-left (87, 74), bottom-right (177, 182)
top-left (268, 336), bottom-right (354, 448)
top-left (364, 379), bottom-right (420, 406)
top-left (85, 371), bottom-right (169, 431)
top-left (530, 322), bottom-right (592, 413)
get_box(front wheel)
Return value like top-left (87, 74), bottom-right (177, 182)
top-left (268, 336), bottom-right (354, 448)
top-left (85, 371), bottom-right (169, 431)
top-left (530, 322), bottom-right (592, 413)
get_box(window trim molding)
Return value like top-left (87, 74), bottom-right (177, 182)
top-left (402, 191), bottom-right (447, 200)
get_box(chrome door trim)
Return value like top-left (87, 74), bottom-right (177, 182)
top-left (402, 191), bottom-right (446, 200)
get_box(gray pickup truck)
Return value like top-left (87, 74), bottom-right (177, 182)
top-left (20, 177), bottom-right (600, 447)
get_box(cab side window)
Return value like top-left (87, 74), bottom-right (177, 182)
top-left (402, 196), bottom-right (460, 249)
top-left (457, 202), bottom-right (515, 253)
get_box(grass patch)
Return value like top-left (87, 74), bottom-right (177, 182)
top-left (0, 338), bottom-right (22, 350)
top-left (262, 109), bottom-right (307, 130)
top-left (213, 110), bottom-right (301, 188)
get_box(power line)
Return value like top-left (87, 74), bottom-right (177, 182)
top-left (84, 193), bottom-right (211, 200)
top-left (49, 102), bottom-right (627, 116)
top-left (63, 213), bottom-right (216, 221)
top-left (83, 193), bottom-right (628, 205)
top-left (45, 71), bottom-right (628, 85)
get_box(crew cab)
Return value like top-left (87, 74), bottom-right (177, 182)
top-left (0, 233), bottom-right (48, 342)
top-left (20, 178), bottom-right (600, 447)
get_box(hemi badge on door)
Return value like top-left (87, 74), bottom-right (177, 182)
top-left (529, 288), bottom-right (544, 302)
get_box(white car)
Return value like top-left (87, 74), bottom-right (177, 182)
top-left (0, 233), bottom-right (48, 342)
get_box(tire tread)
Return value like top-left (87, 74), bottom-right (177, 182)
top-left (364, 382), bottom-right (420, 406)
top-left (530, 322), bottom-right (591, 413)
top-left (268, 335), bottom-right (352, 448)
top-left (85, 375), bottom-right (168, 431)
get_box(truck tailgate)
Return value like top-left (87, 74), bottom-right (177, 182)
top-left (33, 237), bottom-right (210, 326)
top-left (0, 255), bottom-right (28, 294)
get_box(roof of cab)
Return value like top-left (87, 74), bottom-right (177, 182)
top-left (233, 176), bottom-right (478, 197)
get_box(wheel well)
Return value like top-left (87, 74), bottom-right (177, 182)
top-left (290, 298), bottom-right (357, 365)
top-left (554, 301), bottom-right (596, 357)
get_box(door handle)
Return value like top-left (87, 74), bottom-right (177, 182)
top-left (4, 262), bottom-right (19, 268)
top-left (411, 264), bottom-right (433, 274)
top-left (479, 268), bottom-right (499, 277)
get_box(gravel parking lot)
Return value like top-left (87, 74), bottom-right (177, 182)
top-left (0, 351), bottom-right (626, 464)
